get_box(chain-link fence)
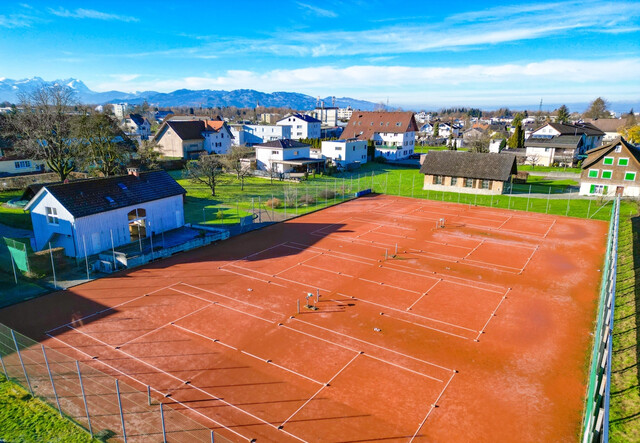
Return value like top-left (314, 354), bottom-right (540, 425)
top-left (581, 196), bottom-right (620, 442)
top-left (0, 323), bottom-right (239, 442)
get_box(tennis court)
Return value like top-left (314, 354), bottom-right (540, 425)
top-left (0, 194), bottom-right (608, 441)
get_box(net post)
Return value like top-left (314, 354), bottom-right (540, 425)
top-left (41, 344), bottom-right (62, 415)
top-left (147, 385), bottom-right (152, 405)
top-left (76, 361), bottom-right (93, 437)
top-left (11, 329), bottom-right (33, 395)
top-left (115, 379), bottom-right (128, 443)
top-left (211, 429), bottom-right (215, 443)
top-left (395, 243), bottom-right (398, 255)
top-left (316, 289), bottom-right (320, 302)
top-left (160, 403), bottom-right (167, 443)
top-left (297, 299), bottom-right (300, 314)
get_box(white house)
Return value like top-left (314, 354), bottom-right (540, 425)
top-left (123, 114), bottom-right (151, 140)
top-left (338, 107), bottom-right (354, 121)
top-left (230, 124), bottom-right (292, 146)
top-left (154, 118), bottom-right (234, 158)
top-left (583, 118), bottom-right (625, 143)
top-left (341, 111), bottom-right (418, 160)
top-left (277, 114), bottom-right (321, 140)
top-left (24, 169), bottom-right (186, 257)
top-left (111, 103), bottom-right (129, 120)
top-left (320, 139), bottom-right (368, 168)
top-left (525, 122), bottom-right (605, 166)
top-left (254, 139), bottom-right (324, 174)
top-left (0, 156), bottom-right (47, 175)
top-left (306, 107), bottom-right (338, 127)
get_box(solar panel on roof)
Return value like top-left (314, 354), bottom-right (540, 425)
top-left (105, 196), bottom-right (115, 204)
top-left (117, 183), bottom-right (128, 190)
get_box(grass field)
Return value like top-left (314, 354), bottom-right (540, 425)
top-left (518, 164), bottom-right (582, 173)
top-left (610, 213), bottom-right (640, 442)
top-left (0, 375), bottom-right (96, 442)
top-left (0, 190), bottom-right (32, 230)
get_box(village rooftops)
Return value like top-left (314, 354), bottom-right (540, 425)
top-left (419, 151), bottom-right (517, 182)
top-left (536, 122), bottom-right (605, 137)
top-left (341, 111), bottom-right (419, 140)
top-left (278, 113), bottom-right (321, 123)
top-left (581, 137), bottom-right (640, 169)
top-left (25, 170), bottom-right (186, 218)
top-left (158, 119), bottom-right (230, 141)
top-left (525, 135), bottom-right (583, 148)
top-left (255, 139), bottom-right (310, 149)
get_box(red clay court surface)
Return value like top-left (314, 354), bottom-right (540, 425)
top-left (0, 194), bottom-right (608, 442)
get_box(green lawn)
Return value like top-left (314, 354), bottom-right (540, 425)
top-left (0, 190), bottom-right (32, 230)
top-left (414, 145), bottom-right (468, 153)
top-left (0, 375), bottom-right (97, 442)
top-left (519, 164), bottom-right (582, 173)
top-left (609, 214), bottom-right (640, 442)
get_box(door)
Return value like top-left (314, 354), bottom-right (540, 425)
top-left (616, 186), bottom-right (624, 196)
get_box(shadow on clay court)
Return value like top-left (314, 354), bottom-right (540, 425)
top-left (0, 221), bottom-right (348, 340)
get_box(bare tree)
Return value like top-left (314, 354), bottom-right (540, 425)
top-left (468, 134), bottom-right (490, 153)
top-left (267, 162), bottom-right (280, 184)
top-left (186, 154), bottom-right (226, 196)
top-left (223, 145), bottom-right (253, 190)
top-left (525, 153), bottom-right (541, 169)
top-left (76, 112), bottom-right (134, 176)
top-left (137, 139), bottom-right (161, 170)
top-left (4, 85), bottom-right (81, 181)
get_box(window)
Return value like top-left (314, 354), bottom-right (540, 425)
top-left (335, 147), bottom-right (342, 151)
top-left (14, 160), bottom-right (31, 169)
top-left (434, 175), bottom-right (443, 184)
top-left (588, 169), bottom-right (599, 178)
top-left (618, 158), bottom-right (629, 166)
top-left (624, 172), bottom-right (636, 181)
top-left (293, 151), bottom-right (299, 155)
top-left (271, 150), bottom-right (278, 155)
top-left (221, 133), bottom-right (224, 138)
top-left (482, 180), bottom-right (490, 189)
top-left (615, 146), bottom-right (622, 153)
top-left (601, 170), bottom-right (612, 179)
top-left (451, 177), bottom-right (458, 186)
top-left (603, 157), bottom-right (613, 165)
top-left (465, 178), bottom-right (473, 187)
top-left (46, 207), bottom-right (59, 225)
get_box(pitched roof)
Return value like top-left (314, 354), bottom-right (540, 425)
top-left (583, 118), bottom-right (625, 133)
top-left (128, 113), bottom-right (146, 126)
top-left (164, 120), bottom-right (206, 140)
top-left (341, 111), bottom-right (419, 140)
top-left (285, 113), bottom-right (321, 123)
top-left (582, 137), bottom-right (640, 169)
top-left (28, 170), bottom-right (186, 218)
top-left (255, 139), bottom-right (310, 149)
top-left (525, 135), bottom-right (583, 149)
top-left (539, 122), bottom-right (605, 137)
top-left (419, 151), bottom-right (517, 181)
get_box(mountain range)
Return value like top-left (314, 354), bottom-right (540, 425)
top-left (0, 77), bottom-right (378, 110)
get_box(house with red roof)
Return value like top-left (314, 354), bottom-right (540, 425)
top-left (341, 111), bottom-right (418, 160)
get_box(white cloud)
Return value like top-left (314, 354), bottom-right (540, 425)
top-left (90, 58), bottom-right (640, 105)
top-left (0, 13), bottom-right (38, 28)
top-left (109, 74), bottom-right (140, 82)
top-left (48, 8), bottom-right (138, 22)
top-left (296, 2), bottom-right (337, 18)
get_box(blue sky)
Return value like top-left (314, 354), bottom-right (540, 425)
top-left (1, 0), bottom-right (639, 108)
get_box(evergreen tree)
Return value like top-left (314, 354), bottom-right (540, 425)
top-left (556, 105), bottom-right (570, 124)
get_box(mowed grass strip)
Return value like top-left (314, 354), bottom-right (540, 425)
top-left (0, 190), bottom-right (32, 230)
top-left (610, 213), bottom-right (640, 442)
top-left (0, 375), bottom-right (97, 442)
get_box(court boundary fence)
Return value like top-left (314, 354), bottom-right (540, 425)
top-left (581, 195), bottom-right (620, 442)
top-left (0, 323), bottom-right (239, 443)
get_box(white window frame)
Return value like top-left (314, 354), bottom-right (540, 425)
top-left (618, 157), bottom-right (629, 166)
top-left (601, 170), bottom-right (613, 179)
top-left (624, 171), bottom-right (636, 181)
top-left (603, 157), bottom-right (614, 166)
top-left (588, 169), bottom-right (599, 178)
top-left (45, 207), bottom-right (59, 225)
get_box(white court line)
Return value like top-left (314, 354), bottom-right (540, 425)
top-left (463, 239), bottom-right (485, 259)
top-left (292, 317), bottom-right (454, 373)
top-left (350, 217), bottom-right (417, 231)
top-left (179, 282), bottom-right (283, 317)
top-left (382, 262), bottom-right (505, 293)
top-left (279, 353), bottom-right (360, 428)
top-left (475, 288), bottom-right (511, 341)
top-left (409, 371), bottom-right (457, 442)
top-left (338, 293), bottom-right (477, 334)
top-left (357, 277), bottom-right (422, 295)
top-left (518, 245), bottom-right (540, 275)
top-left (284, 242), bottom-right (375, 264)
top-left (407, 280), bottom-right (442, 311)
top-left (462, 257), bottom-right (521, 272)
top-left (437, 232), bottom-right (540, 250)
top-left (221, 242), bottom-right (289, 268)
top-left (275, 252), bottom-right (321, 276)
top-left (302, 263), bottom-right (353, 278)
top-left (308, 217), bottom-right (354, 236)
top-left (227, 263), bottom-right (330, 293)
top-left (543, 219), bottom-right (557, 238)
top-left (45, 286), bottom-right (169, 334)
top-left (308, 232), bottom-right (393, 250)
top-left (65, 325), bottom-right (308, 442)
top-left (382, 313), bottom-right (472, 341)
top-left (363, 353), bottom-right (445, 381)
top-left (219, 267), bottom-right (288, 289)
top-left (170, 323), bottom-right (325, 386)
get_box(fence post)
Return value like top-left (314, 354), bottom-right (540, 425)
top-left (587, 198), bottom-right (592, 218)
top-left (546, 187), bottom-right (551, 214)
top-left (41, 345), bottom-right (62, 415)
top-left (160, 403), bottom-right (167, 443)
top-left (258, 196), bottom-right (262, 223)
top-left (83, 235), bottom-right (90, 280)
top-left (49, 242), bottom-right (57, 289)
top-left (76, 361), bottom-right (93, 437)
top-left (10, 330), bottom-right (33, 395)
top-left (566, 190), bottom-right (571, 216)
top-left (111, 229), bottom-right (117, 269)
top-left (211, 430), bottom-right (215, 443)
top-left (411, 175), bottom-right (415, 198)
top-left (10, 253), bottom-right (17, 284)
top-left (526, 184), bottom-right (531, 211)
top-left (398, 173), bottom-right (402, 195)
top-left (147, 385), bottom-right (152, 406)
top-left (0, 352), bottom-right (8, 379)
top-left (115, 379), bottom-right (128, 443)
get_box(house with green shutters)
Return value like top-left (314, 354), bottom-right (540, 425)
top-left (579, 137), bottom-right (640, 197)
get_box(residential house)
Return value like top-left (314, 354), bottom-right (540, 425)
top-left (24, 169), bottom-right (186, 257)
top-left (154, 111), bottom-right (174, 123)
top-left (338, 107), bottom-right (354, 121)
top-left (111, 103), bottom-right (129, 120)
top-left (154, 118), bottom-right (233, 159)
top-left (320, 139), bottom-right (368, 168)
top-left (525, 122), bottom-right (605, 166)
top-left (420, 151), bottom-right (517, 195)
top-left (276, 114), bottom-right (321, 140)
top-left (583, 118), bottom-right (625, 143)
top-left (123, 114), bottom-right (151, 140)
top-left (230, 124), bottom-right (292, 146)
top-left (254, 139), bottom-right (324, 174)
top-left (420, 121), bottom-right (462, 138)
top-left (259, 113), bottom-right (281, 124)
top-left (579, 137), bottom-right (640, 197)
top-left (341, 111), bottom-right (418, 160)
top-left (0, 155), bottom-right (47, 176)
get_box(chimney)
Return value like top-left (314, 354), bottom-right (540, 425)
top-left (127, 167), bottom-right (140, 177)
